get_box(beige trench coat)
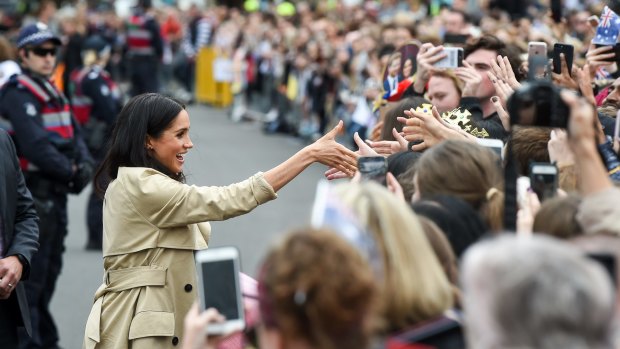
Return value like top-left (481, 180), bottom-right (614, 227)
top-left (83, 167), bottom-right (277, 349)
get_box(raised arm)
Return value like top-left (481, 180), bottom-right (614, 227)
top-left (263, 120), bottom-right (357, 192)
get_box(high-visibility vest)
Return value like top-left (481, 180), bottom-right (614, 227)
top-left (0, 74), bottom-right (74, 171)
top-left (69, 67), bottom-right (120, 125)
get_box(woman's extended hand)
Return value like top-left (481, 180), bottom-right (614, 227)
top-left (311, 120), bottom-right (358, 177)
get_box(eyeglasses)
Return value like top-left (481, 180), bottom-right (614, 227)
top-left (30, 47), bottom-right (57, 57)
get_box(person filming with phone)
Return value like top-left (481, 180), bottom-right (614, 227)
top-left (82, 93), bottom-right (358, 349)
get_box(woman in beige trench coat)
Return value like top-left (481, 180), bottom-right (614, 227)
top-left (82, 93), bottom-right (358, 349)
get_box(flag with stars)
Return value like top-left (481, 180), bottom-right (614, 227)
top-left (593, 6), bottom-right (620, 45)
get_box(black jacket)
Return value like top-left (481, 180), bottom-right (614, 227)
top-left (0, 129), bottom-right (39, 335)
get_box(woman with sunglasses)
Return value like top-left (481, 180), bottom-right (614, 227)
top-left (0, 22), bottom-right (93, 349)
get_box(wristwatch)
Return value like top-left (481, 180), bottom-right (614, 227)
top-left (12, 254), bottom-right (29, 272)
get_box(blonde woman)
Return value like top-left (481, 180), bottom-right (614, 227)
top-left (332, 182), bottom-right (455, 335)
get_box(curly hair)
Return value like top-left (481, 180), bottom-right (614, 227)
top-left (258, 228), bottom-right (377, 349)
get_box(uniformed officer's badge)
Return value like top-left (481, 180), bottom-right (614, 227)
top-left (101, 85), bottom-right (110, 96)
top-left (24, 103), bottom-right (37, 116)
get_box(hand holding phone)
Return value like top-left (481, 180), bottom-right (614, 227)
top-left (553, 43), bottom-right (574, 75)
top-left (432, 47), bottom-right (463, 69)
top-left (476, 138), bottom-right (504, 160)
top-left (195, 247), bottom-right (245, 335)
top-left (529, 162), bottom-right (558, 202)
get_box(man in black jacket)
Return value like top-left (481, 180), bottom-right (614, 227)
top-left (0, 129), bottom-right (39, 348)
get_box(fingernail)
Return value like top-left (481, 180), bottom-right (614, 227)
top-left (527, 187), bottom-right (534, 193)
top-left (491, 96), bottom-right (499, 103)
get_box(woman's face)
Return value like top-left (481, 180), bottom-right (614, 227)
top-left (402, 58), bottom-right (413, 77)
top-left (147, 109), bottom-right (193, 174)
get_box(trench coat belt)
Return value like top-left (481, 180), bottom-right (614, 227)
top-left (84, 266), bottom-right (167, 346)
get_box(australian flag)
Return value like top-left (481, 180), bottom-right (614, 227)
top-left (593, 6), bottom-right (620, 45)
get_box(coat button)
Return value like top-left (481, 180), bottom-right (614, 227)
top-left (184, 284), bottom-right (193, 292)
top-left (172, 336), bottom-right (179, 346)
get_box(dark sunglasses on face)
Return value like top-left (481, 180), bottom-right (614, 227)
top-left (30, 47), bottom-right (57, 57)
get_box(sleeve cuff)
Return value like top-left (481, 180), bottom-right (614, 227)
top-left (576, 187), bottom-right (620, 235)
top-left (250, 172), bottom-right (278, 205)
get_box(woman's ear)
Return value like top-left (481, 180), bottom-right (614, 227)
top-left (145, 136), bottom-right (153, 151)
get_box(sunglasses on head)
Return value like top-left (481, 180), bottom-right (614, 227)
top-left (30, 47), bottom-right (57, 57)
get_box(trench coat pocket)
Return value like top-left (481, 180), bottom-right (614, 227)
top-left (128, 311), bottom-right (175, 339)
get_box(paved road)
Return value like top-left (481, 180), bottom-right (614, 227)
top-left (51, 104), bottom-right (327, 348)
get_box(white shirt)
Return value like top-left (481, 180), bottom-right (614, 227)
top-left (0, 61), bottom-right (21, 87)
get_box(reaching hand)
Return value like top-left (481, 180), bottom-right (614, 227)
top-left (415, 43), bottom-right (447, 92)
top-left (490, 55), bottom-right (521, 90)
top-left (576, 64), bottom-right (597, 106)
top-left (490, 96), bottom-right (511, 131)
top-left (400, 106), bottom-right (465, 152)
top-left (562, 90), bottom-right (598, 149)
top-left (386, 172), bottom-right (405, 201)
top-left (487, 70), bottom-right (515, 107)
top-left (365, 128), bottom-right (409, 156)
top-left (312, 120), bottom-right (358, 177)
top-left (324, 131), bottom-right (376, 180)
top-left (585, 44), bottom-right (616, 79)
top-left (551, 53), bottom-right (579, 90)
top-left (548, 129), bottom-right (575, 166)
top-left (182, 303), bottom-right (226, 349)
top-left (455, 61), bottom-right (482, 98)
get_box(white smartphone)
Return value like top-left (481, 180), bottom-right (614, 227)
top-left (529, 162), bottom-right (558, 202)
top-left (528, 41), bottom-right (548, 60)
top-left (433, 47), bottom-right (463, 69)
top-left (195, 247), bottom-right (244, 335)
top-left (476, 138), bottom-right (504, 160)
top-left (516, 176), bottom-right (531, 209)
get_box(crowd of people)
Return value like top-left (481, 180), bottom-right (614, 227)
top-left (0, 0), bottom-right (620, 349)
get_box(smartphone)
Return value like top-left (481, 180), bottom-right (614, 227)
top-left (594, 44), bottom-right (620, 63)
top-left (433, 47), bottom-right (463, 69)
top-left (528, 41), bottom-right (548, 60)
top-left (553, 43), bottom-right (574, 75)
top-left (443, 33), bottom-right (469, 45)
top-left (529, 162), bottom-right (558, 202)
top-left (551, 0), bottom-right (563, 23)
top-left (516, 176), bottom-right (531, 209)
top-left (476, 138), bottom-right (504, 160)
top-left (195, 247), bottom-right (244, 335)
top-left (358, 156), bottom-right (387, 184)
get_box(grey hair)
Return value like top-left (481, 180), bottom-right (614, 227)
top-left (461, 234), bottom-right (617, 349)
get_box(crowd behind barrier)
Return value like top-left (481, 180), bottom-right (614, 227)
top-left (1, 0), bottom-right (620, 349)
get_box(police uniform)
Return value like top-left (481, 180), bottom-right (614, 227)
top-left (125, 5), bottom-right (163, 96)
top-left (0, 23), bottom-right (93, 349)
top-left (70, 41), bottom-right (122, 250)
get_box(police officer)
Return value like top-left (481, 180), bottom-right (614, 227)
top-left (125, 0), bottom-right (163, 96)
top-left (0, 22), bottom-right (93, 349)
top-left (69, 35), bottom-right (122, 251)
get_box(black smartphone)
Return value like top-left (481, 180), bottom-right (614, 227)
top-left (551, 0), bottom-right (563, 23)
top-left (594, 44), bottom-right (620, 63)
top-left (443, 33), bottom-right (469, 45)
top-left (553, 43), bottom-right (574, 75)
top-left (529, 162), bottom-right (558, 202)
top-left (358, 156), bottom-right (387, 184)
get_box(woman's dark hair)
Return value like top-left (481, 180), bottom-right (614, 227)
top-left (411, 195), bottom-right (487, 258)
top-left (94, 93), bottom-right (186, 194)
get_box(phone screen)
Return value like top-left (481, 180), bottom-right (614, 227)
top-left (530, 165), bottom-right (558, 201)
top-left (200, 260), bottom-right (241, 320)
top-left (358, 157), bottom-right (387, 184)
